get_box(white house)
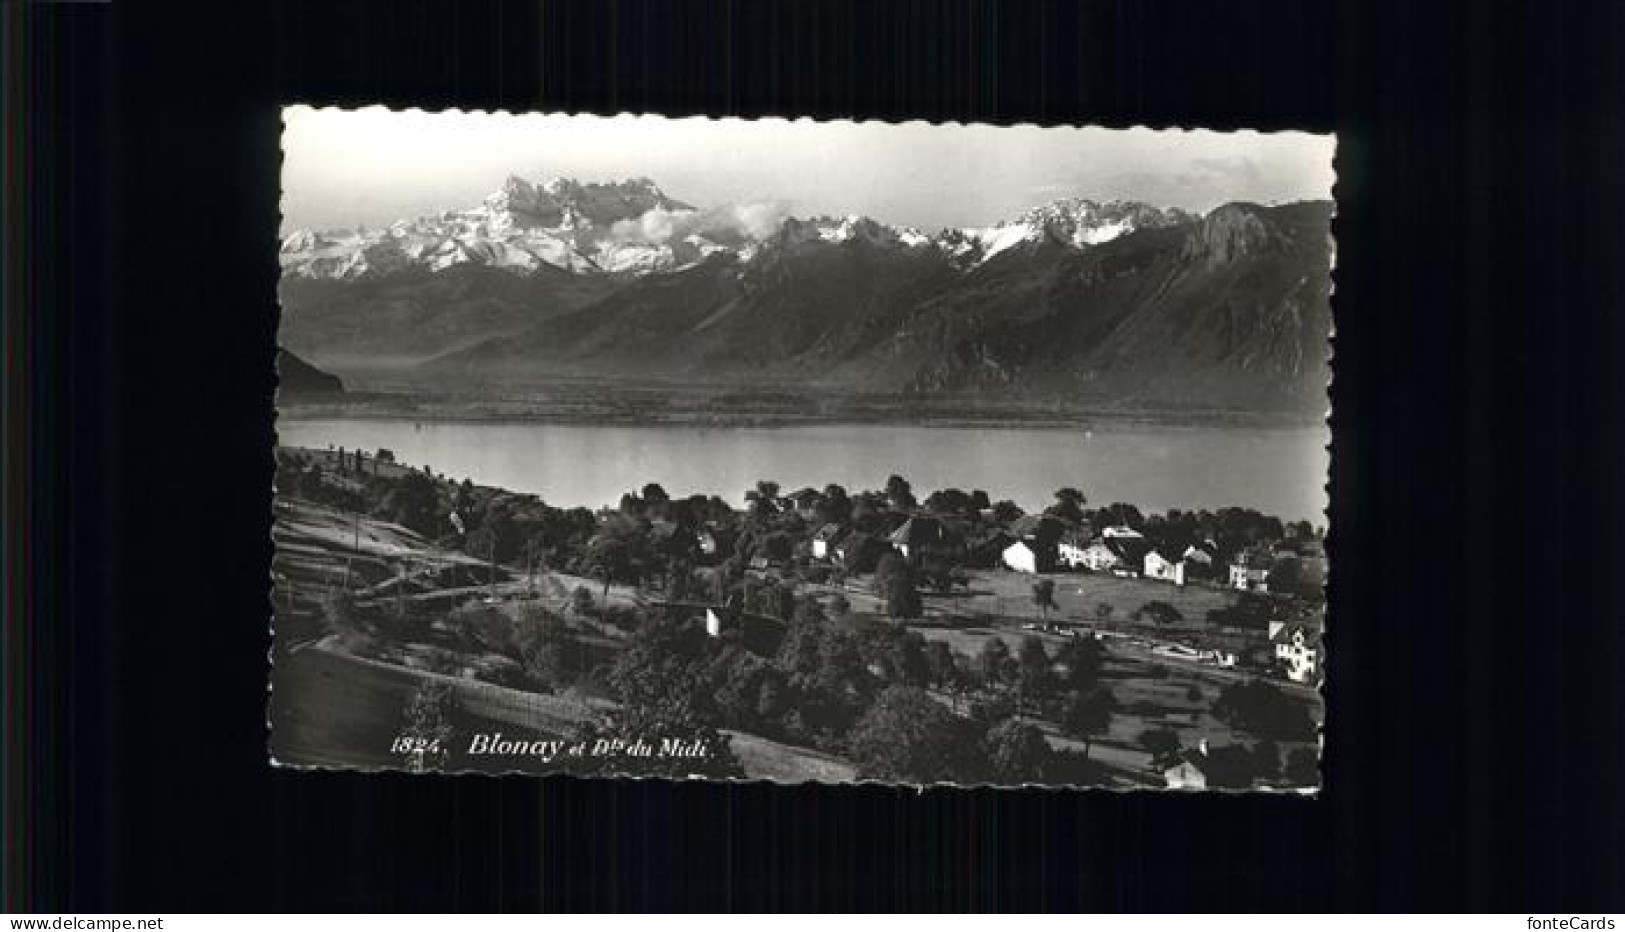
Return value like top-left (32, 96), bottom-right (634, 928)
top-left (1269, 622), bottom-right (1321, 683)
top-left (887, 516), bottom-right (961, 561)
top-left (705, 607), bottom-right (728, 638)
top-left (1056, 533), bottom-right (1093, 569)
top-left (1229, 551), bottom-right (1273, 591)
top-left (1181, 544), bottom-right (1218, 580)
top-left (1163, 742), bottom-right (1210, 789)
top-left (1144, 549), bottom-right (1187, 586)
top-left (1002, 539), bottom-right (1040, 574)
top-left (811, 523), bottom-right (844, 560)
top-left (1072, 540), bottom-right (1121, 572)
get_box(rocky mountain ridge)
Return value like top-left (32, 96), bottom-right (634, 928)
top-left (280, 176), bottom-right (1197, 280)
top-left (278, 176), bottom-right (1333, 418)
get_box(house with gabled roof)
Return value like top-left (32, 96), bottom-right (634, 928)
top-left (811, 523), bottom-right (845, 560)
top-left (1228, 548), bottom-right (1275, 592)
top-left (1144, 547), bottom-right (1188, 586)
top-left (1269, 622), bottom-right (1322, 684)
top-left (784, 487), bottom-right (822, 518)
top-left (887, 515), bottom-right (962, 561)
top-left (1067, 539), bottom-right (1121, 572)
top-left (1163, 743), bottom-right (1210, 790)
top-left (966, 529), bottom-right (1014, 568)
top-left (1183, 541), bottom-right (1219, 570)
top-left (1001, 538), bottom-right (1042, 574)
top-left (1056, 530), bottom-right (1095, 569)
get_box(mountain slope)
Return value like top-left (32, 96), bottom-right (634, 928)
top-left (277, 174), bottom-right (1332, 416)
top-left (897, 202), bottom-right (1333, 411)
top-left (428, 219), bottom-right (967, 380)
top-left (277, 348), bottom-right (345, 395)
top-left (277, 262), bottom-right (622, 364)
top-left (428, 201), bottom-right (1332, 415)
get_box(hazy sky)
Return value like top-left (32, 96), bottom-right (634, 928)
top-left (282, 106), bottom-right (1335, 234)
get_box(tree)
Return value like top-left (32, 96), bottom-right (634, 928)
top-left (1139, 726), bottom-right (1183, 768)
top-left (991, 500), bottom-right (1024, 524)
top-left (1213, 679), bottom-right (1317, 742)
top-left (519, 615), bottom-right (589, 691)
top-left (981, 718), bottom-right (1054, 783)
top-left (924, 488), bottom-right (973, 517)
top-left (746, 480), bottom-right (780, 519)
top-left (977, 638), bottom-right (1013, 686)
top-left (1061, 687), bottom-right (1116, 759)
top-left (1047, 487), bottom-right (1088, 523)
top-left (1056, 636), bottom-right (1105, 692)
top-left (864, 627), bottom-right (931, 686)
top-left (381, 471), bottom-right (440, 535)
top-left (884, 474), bottom-right (916, 511)
top-left (848, 686), bottom-right (983, 784)
top-left (618, 492), bottom-right (646, 519)
top-left (885, 573), bottom-right (923, 619)
top-left (1099, 502), bottom-right (1144, 529)
top-left (872, 551), bottom-right (908, 596)
top-left (1134, 600), bottom-right (1184, 626)
top-left (827, 592), bottom-right (852, 619)
top-left (918, 556), bottom-right (959, 593)
top-left (1016, 636), bottom-right (1053, 706)
top-left (453, 478), bottom-right (475, 516)
top-left (1207, 592), bottom-right (1276, 631)
top-left (1031, 578), bottom-right (1058, 620)
top-left (925, 641), bottom-right (957, 690)
top-left (584, 533), bottom-right (635, 594)
top-left (816, 485), bottom-right (852, 525)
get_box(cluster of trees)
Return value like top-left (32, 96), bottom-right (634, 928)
top-left (591, 595), bottom-right (1123, 784)
top-left (281, 446), bottom-right (1323, 626)
top-left (1212, 677), bottom-right (1318, 743)
top-left (1132, 675), bottom-right (1319, 788)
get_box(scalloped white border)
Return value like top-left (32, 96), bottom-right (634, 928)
top-left (267, 105), bottom-right (1337, 796)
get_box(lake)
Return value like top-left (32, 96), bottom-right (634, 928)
top-left (276, 418), bottom-right (1329, 524)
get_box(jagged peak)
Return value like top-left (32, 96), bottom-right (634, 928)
top-left (1183, 202), bottom-right (1280, 262)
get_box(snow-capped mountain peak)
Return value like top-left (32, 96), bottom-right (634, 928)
top-left (280, 178), bottom-right (1201, 281)
top-left (942, 198), bottom-right (1197, 267)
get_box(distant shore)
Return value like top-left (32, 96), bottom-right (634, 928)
top-left (277, 386), bottom-right (1326, 431)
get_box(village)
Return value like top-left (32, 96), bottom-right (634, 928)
top-left (271, 444), bottom-right (1325, 790)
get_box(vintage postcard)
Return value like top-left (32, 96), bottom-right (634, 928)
top-left (270, 107), bottom-right (1332, 789)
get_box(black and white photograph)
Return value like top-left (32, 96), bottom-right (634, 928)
top-left (21, 0), bottom-right (1625, 914)
top-left (269, 107), bottom-right (1334, 789)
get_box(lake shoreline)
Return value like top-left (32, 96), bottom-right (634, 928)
top-left (274, 416), bottom-right (1330, 524)
top-left (278, 392), bottom-right (1327, 432)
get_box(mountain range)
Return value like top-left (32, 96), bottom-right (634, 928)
top-left (279, 176), bottom-right (1332, 417)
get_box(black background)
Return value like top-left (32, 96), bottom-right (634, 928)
top-left (15, 0), bottom-right (1625, 912)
